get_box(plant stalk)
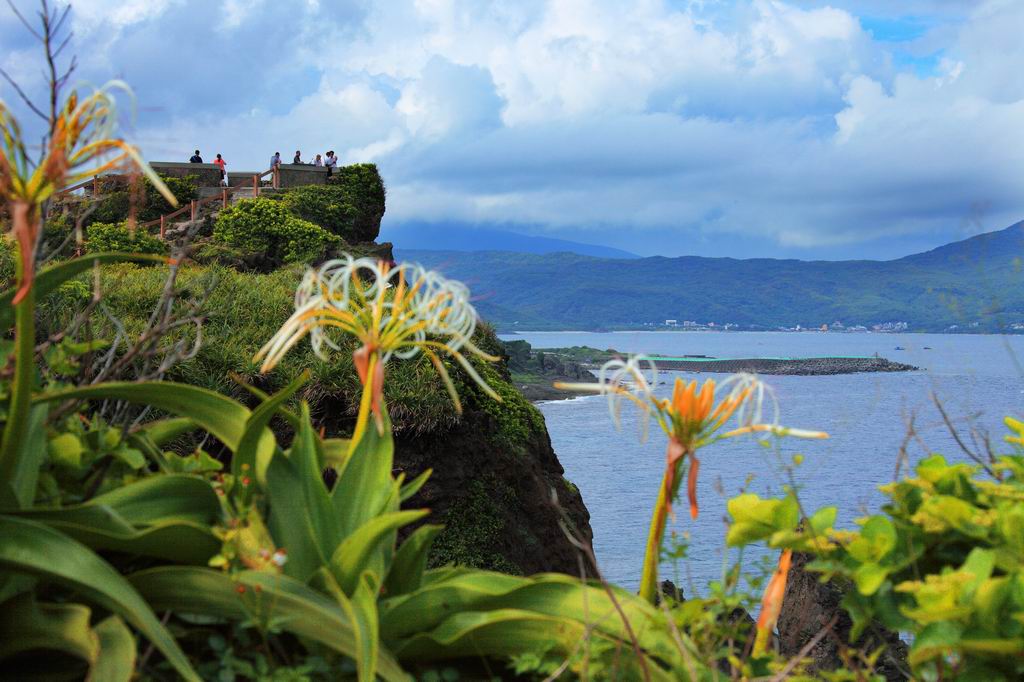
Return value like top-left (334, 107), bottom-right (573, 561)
top-left (638, 465), bottom-right (673, 604)
top-left (0, 207), bottom-right (37, 501)
top-left (348, 351), bottom-right (379, 457)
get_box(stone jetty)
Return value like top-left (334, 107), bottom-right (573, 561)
top-left (647, 355), bottom-right (917, 375)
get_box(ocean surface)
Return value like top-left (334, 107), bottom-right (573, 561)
top-left (499, 331), bottom-right (1024, 594)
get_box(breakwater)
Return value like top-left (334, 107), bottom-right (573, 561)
top-left (646, 355), bottom-right (917, 375)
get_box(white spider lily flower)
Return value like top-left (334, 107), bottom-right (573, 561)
top-left (255, 256), bottom-right (499, 414)
top-left (556, 355), bottom-right (660, 440)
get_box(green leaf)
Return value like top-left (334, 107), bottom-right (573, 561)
top-left (130, 567), bottom-right (409, 682)
top-left (853, 563), bottom-right (889, 596)
top-left (10, 475), bottom-right (221, 564)
top-left (48, 432), bottom-right (84, 468)
top-left (0, 404), bottom-right (48, 508)
top-left (385, 524), bottom-right (444, 597)
top-left (35, 381), bottom-right (263, 456)
top-left (329, 511), bottom-right (429, 596)
top-left (0, 253), bottom-right (168, 330)
top-left (133, 417), bottom-right (197, 447)
top-left (234, 370), bottom-right (309, 489)
top-left (92, 616), bottom-right (137, 682)
top-left (332, 404), bottom-right (395, 538)
top-left (0, 515), bottom-right (198, 681)
top-left (848, 516), bottom-right (897, 563)
top-left (725, 493), bottom-right (798, 547)
top-left (266, 403), bottom-right (340, 583)
top-left (399, 469), bottom-right (431, 503)
top-left (0, 593), bottom-right (97, 664)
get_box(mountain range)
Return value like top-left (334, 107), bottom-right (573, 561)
top-left (400, 221), bottom-right (1024, 332)
top-left (385, 222), bottom-right (639, 259)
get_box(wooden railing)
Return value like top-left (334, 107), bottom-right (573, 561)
top-left (58, 167), bottom-right (279, 240)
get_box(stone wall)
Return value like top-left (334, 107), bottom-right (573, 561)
top-left (150, 162), bottom-right (222, 187)
top-left (276, 164), bottom-right (329, 188)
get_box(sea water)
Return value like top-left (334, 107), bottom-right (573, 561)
top-left (501, 331), bottom-right (1024, 593)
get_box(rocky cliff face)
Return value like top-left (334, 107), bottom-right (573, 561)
top-left (395, 334), bottom-right (594, 575)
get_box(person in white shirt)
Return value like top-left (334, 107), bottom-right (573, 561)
top-left (325, 151), bottom-right (337, 178)
top-left (313, 154), bottom-right (323, 167)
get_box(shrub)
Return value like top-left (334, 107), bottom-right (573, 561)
top-left (212, 198), bottom-right (342, 268)
top-left (86, 174), bottom-right (198, 226)
top-left (281, 185), bottom-right (356, 239)
top-left (326, 163), bottom-right (386, 242)
top-left (84, 222), bottom-right (167, 255)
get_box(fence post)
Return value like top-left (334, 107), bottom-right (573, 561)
top-left (222, 188), bottom-right (228, 208)
top-left (273, 167), bottom-right (279, 189)
top-left (160, 215), bottom-right (166, 240)
top-left (92, 175), bottom-right (99, 195)
top-left (253, 174), bottom-right (259, 197)
top-left (190, 199), bottom-right (197, 222)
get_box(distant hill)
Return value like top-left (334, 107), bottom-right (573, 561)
top-left (384, 222), bottom-right (639, 259)
top-left (401, 221), bottom-right (1024, 332)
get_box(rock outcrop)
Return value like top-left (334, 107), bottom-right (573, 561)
top-left (778, 551), bottom-right (909, 680)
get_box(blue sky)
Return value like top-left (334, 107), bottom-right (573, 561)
top-left (1, 0), bottom-right (1021, 259)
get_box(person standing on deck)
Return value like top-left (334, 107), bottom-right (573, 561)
top-left (189, 149), bottom-right (202, 163)
top-left (213, 153), bottom-right (227, 185)
top-left (270, 152), bottom-right (282, 170)
top-left (293, 150), bottom-right (302, 164)
top-left (313, 154), bottom-right (323, 167)
top-left (325, 150), bottom-right (337, 178)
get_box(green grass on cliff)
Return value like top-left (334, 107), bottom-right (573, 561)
top-left (38, 262), bottom-right (487, 435)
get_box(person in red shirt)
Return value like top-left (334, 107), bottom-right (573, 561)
top-left (214, 153), bottom-right (227, 185)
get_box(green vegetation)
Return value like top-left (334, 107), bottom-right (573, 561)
top-left (405, 222), bottom-right (1024, 332)
top-left (3, 33), bottom-right (1021, 677)
top-left (68, 173), bottom-right (199, 227)
top-left (730, 447), bottom-right (1024, 679)
top-left (428, 476), bottom-right (522, 574)
top-left (212, 198), bottom-right (342, 269)
top-left (84, 221), bottom-right (167, 255)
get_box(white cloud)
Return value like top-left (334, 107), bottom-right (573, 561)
top-left (4, 0), bottom-right (1020, 256)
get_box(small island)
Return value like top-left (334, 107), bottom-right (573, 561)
top-left (504, 341), bottom-right (918, 401)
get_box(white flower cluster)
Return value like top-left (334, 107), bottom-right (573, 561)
top-left (257, 255), bottom-right (483, 373)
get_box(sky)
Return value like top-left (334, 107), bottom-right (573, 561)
top-left (1, 0), bottom-right (1021, 259)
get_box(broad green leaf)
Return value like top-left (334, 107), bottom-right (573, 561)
top-left (332, 405), bottom-right (395, 538)
top-left (853, 563), bottom-right (888, 596)
top-left (133, 417), bottom-right (197, 446)
top-left (909, 621), bottom-right (964, 666)
top-left (266, 403), bottom-right (340, 583)
top-left (848, 516), bottom-right (896, 563)
top-left (0, 515), bottom-right (198, 681)
top-left (385, 524), bottom-right (443, 597)
top-left (380, 570), bottom-right (689, 672)
top-left (10, 475), bottom-right (220, 564)
top-left (392, 608), bottom-right (675, 682)
top-left (329, 510), bottom-right (429, 596)
top-left (0, 404), bottom-right (48, 508)
top-left (0, 253), bottom-right (168, 330)
top-left (92, 616), bottom-right (136, 682)
top-left (322, 438), bottom-right (352, 468)
top-left (130, 567), bottom-right (409, 682)
top-left (0, 593), bottom-right (96, 664)
top-left (725, 493), bottom-right (798, 547)
top-left (330, 572), bottom-right (382, 682)
top-left (34, 381), bottom-right (263, 456)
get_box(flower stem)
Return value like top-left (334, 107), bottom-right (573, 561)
top-left (0, 214), bottom-right (36, 505)
top-left (348, 351), bottom-right (378, 457)
top-left (639, 467), bottom-right (673, 604)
